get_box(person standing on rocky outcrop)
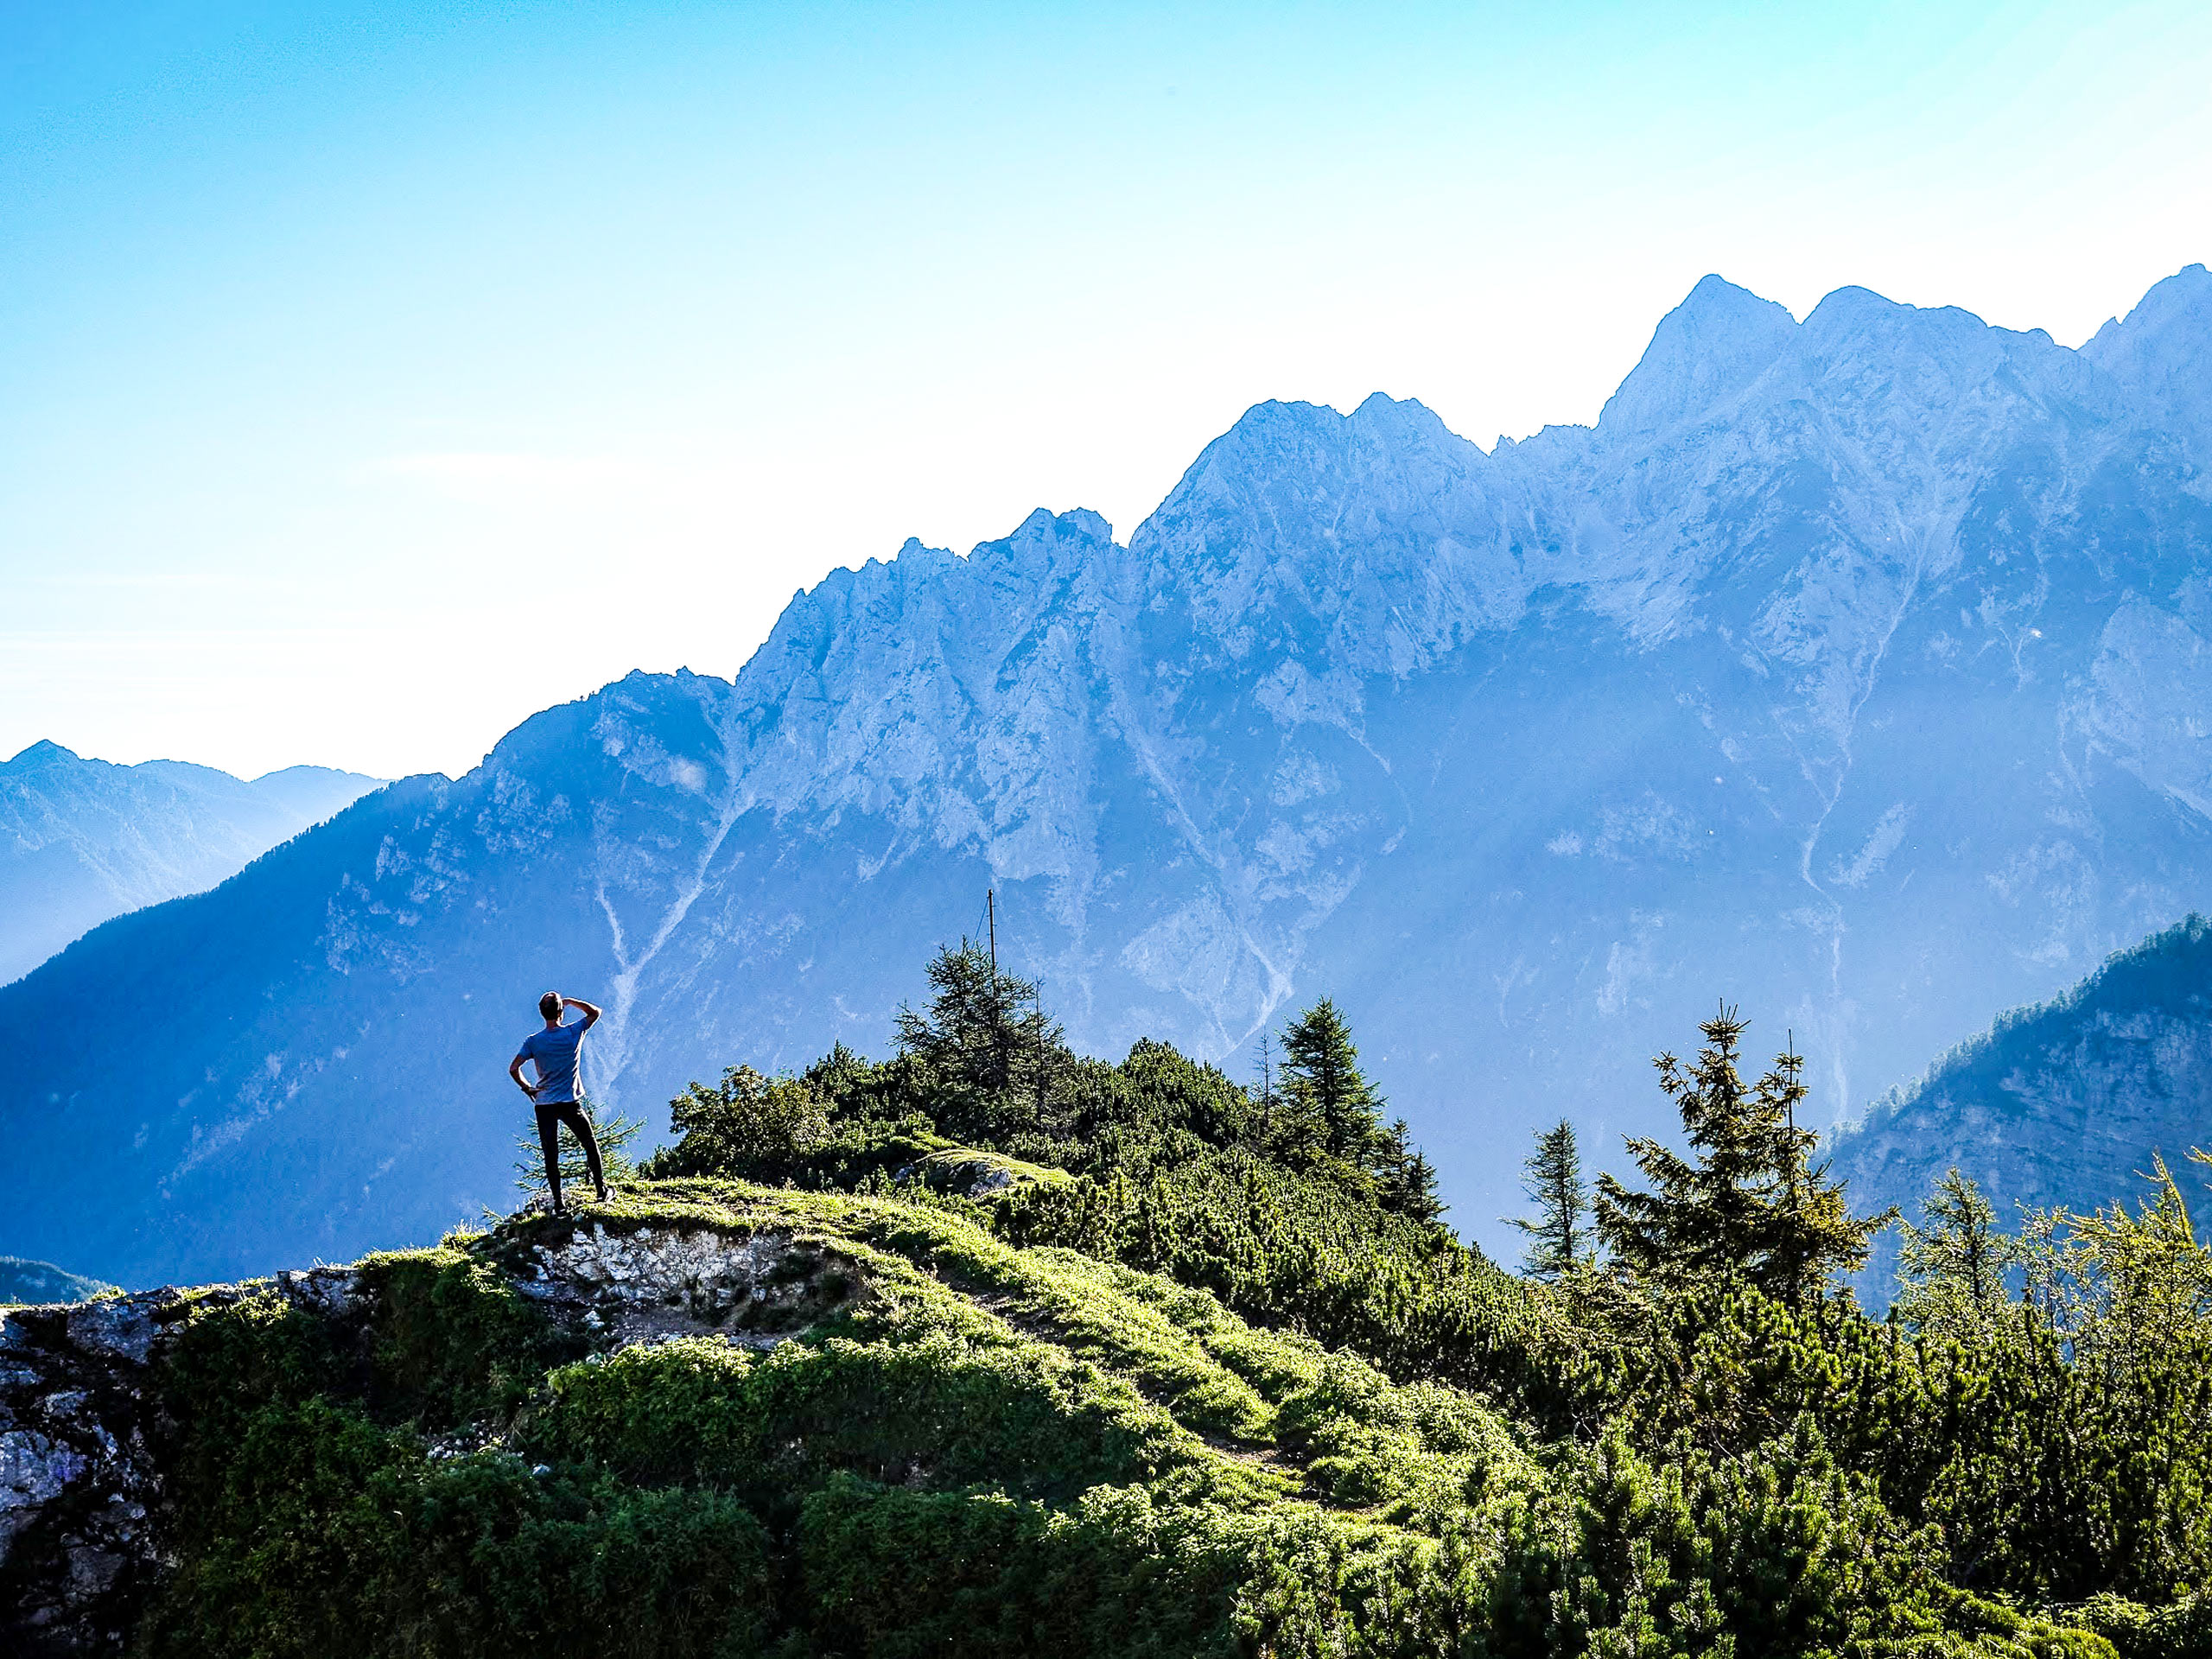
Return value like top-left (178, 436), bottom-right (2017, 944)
top-left (509, 991), bottom-right (610, 1215)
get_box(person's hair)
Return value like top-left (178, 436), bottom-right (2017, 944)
top-left (539, 991), bottom-right (562, 1020)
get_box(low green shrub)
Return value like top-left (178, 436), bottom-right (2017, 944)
top-left (355, 1245), bottom-right (573, 1427)
top-left (524, 1331), bottom-right (1217, 1508)
top-left (141, 1395), bottom-right (783, 1659)
top-left (2070, 1592), bottom-right (2212, 1659)
top-left (797, 1473), bottom-right (1462, 1659)
top-left (130, 1174), bottom-right (2159, 1659)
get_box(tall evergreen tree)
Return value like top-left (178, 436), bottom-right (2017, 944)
top-left (1756, 1043), bottom-right (1892, 1304)
top-left (1508, 1118), bottom-right (1592, 1280)
top-left (1279, 998), bottom-right (1389, 1167)
top-left (1596, 1006), bottom-right (1884, 1299)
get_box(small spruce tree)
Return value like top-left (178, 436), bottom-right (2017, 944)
top-left (1508, 1118), bottom-right (1592, 1280)
top-left (1597, 1005), bottom-right (1885, 1299)
top-left (1279, 998), bottom-right (1389, 1168)
top-left (1379, 1117), bottom-right (1447, 1224)
top-left (1756, 1042), bottom-right (1893, 1305)
top-left (512, 1097), bottom-right (644, 1196)
top-left (894, 941), bottom-right (1067, 1139)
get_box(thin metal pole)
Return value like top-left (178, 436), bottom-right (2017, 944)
top-left (987, 888), bottom-right (997, 977)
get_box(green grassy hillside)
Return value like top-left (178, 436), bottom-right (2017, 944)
top-left (130, 1182), bottom-right (2126, 1659)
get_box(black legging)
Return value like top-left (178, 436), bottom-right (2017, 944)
top-left (534, 1098), bottom-right (606, 1211)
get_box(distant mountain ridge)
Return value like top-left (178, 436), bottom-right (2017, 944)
top-left (9, 265), bottom-right (2212, 1287)
top-left (0, 742), bottom-right (383, 985)
top-left (1831, 914), bottom-right (2212, 1235)
top-left (0, 1255), bottom-right (116, 1304)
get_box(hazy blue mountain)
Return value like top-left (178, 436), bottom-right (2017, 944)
top-left (8, 266), bottom-right (2212, 1288)
top-left (0, 742), bottom-right (382, 985)
top-left (1831, 914), bottom-right (2212, 1247)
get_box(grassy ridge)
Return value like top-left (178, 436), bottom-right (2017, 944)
top-left (137, 1179), bottom-right (2143, 1659)
top-left (140, 1186), bottom-right (1541, 1657)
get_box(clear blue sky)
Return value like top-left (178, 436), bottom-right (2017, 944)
top-left (5, 0), bottom-right (2209, 779)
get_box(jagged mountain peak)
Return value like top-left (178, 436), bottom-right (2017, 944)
top-left (1133, 394), bottom-right (1500, 632)
top-left (10, 266), bottom-right (2212, 1286)
top-left (1797, 283), bottom-right (2080, 382)
top-left (2084, 261), bottom-right (2212, 359)
top-left (1144, 395), bottom-right (1483, 518)
top-left (969, 506), bottom-right (1119, 572)
top-left (5, 739), bottom-right (86, 770)
top-left (2082, 262), bottom-right (2212, 463)
top-left (1596, 273), bottom-right (1796, 441)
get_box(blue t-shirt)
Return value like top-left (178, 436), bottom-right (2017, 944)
top-left (516, 1020), bottom-right (588, 1103)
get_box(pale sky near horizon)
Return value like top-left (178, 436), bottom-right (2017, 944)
top-left (5, 1), bottom-right (2210, 781)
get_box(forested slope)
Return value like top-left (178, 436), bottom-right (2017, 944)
top-left (1834, 913), bottom-right (2212, 1229)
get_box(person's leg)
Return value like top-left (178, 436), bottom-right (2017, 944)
top-left (535, 1101), bottom-right (567, 1213)
top-left (556, 1101), bottom-right (608, 1200)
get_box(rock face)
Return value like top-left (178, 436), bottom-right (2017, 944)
top-left (1831, 914), bottom-right (2212, 1250)
top-left (0, 1219), bottom-right (853, 1652)
top-left (0, 742), bottom-right (382, 985)
top-left (512, 1219), bottom-right (867, 1350)
top-left (0, 1278), bottom-right (353, 1654)
top-left (8, 268), bottom-right (2212, 1284)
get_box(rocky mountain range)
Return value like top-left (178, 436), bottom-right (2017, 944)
top-left (0, 742), bottom-right (381, 986)
top-left (7, 265), bottom-right (2212, 1289)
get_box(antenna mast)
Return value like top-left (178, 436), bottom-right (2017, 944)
top-left (1784, 1027), bottom-right (1801, 1211)
top-left (987, 888), bottom-right (997, 976)
top-left (1785, 1028), bottom-right (1798, 1142)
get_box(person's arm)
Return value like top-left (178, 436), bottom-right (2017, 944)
top-left (509, 1051), bottom-right (539, 1098)
top-left (562, 995), bottom-right (601, 1032)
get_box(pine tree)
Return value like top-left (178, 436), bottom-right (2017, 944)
top-left (1757, 1043), bottom-right (1892, 1305)
top-left (1279, 998), bottom-right (1389, 1168)
top-left (1896, 1168), bottom-right (2018, 1340)
top-left (1508, 1118), bottom-right (1592, 1280)
top-left (1379, 1117), bottom-right (1447, 1224)
top-left (2063, 1154), bottom-right (2212, 1365)
top-left (894, 941), bottom-right (1067, 1137)
top-left (1596, 1006), bottom-right (1884, 1299)
top-left (1250, 1028), bottom-right (1280, 1150)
